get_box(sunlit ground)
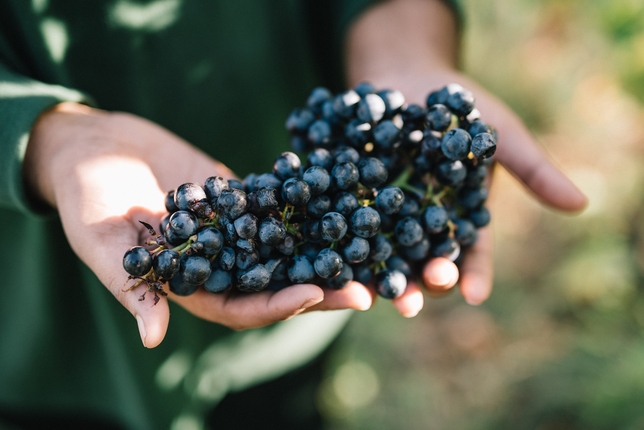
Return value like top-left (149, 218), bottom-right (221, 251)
top-left (321, 1), bottom-right (644, 428)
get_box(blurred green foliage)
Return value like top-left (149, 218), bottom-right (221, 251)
top-left (319, 0), bottom-right (644, 428)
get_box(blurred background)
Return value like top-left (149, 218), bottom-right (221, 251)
top-left (317, 0), bottom-right (644, 428)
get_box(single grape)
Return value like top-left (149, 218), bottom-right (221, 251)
top-left (281, 178), bottom-right (311, 206)
top-left (288, 255), bottom-right (316, 284)
top-left (302, 166), bottom-right (331, 196)
top-left (180, 255), bottom-right (211, 286)
top-left (394, 216), bottom-right (423, 247)
top-left (204, 269), bottom-right (233, 294)
top-left (343, 237), bottom-right (370, 264)
top-left (331, 161), bottom-right (359, 190)
top-left (320, 212), bottom-right (348, 242)
top-left (273, 152), bottom-right (301, 180)
top-left (350, 206), bottom-right (381, 238)
top-left (258, 216), bottom-right (286, 246)
top-left (471, 132), bottom-right (497, 160)
top-left (358, 157), bottom-right (388, 188)
top-left (374, 269), bottom-right (407, 299)
top-left (375, 186), bottom-right (404, 215)
top-left (123, 246), bottom-right (152, 277)
top-left (326, 263), bottom-right (354, 290)
top-left (422, 206), bottom-right (448, 234)
top-left (314, 248), bottom-right (343, 279)
top-left (233, 213), bottom-right (258, 240)
top-left (152, 249), bottom-right (180, 280)
top-left (441, 128), bottom-right (472, 161)
top-left (237, 264), bottom-right (271, 292)
top-left (195, 227), bottom-right (224, 255)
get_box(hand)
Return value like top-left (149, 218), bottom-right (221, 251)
top-left (23, 103), bottom-right (374, 348)
top-left (345, 0), bottom-right (588, 316)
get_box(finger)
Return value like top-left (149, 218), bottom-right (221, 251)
top-left (458, 226), bottom-right (494, 305)
top-left (170, 283), bottom-right (324, 330)
top-left (422, 257), bottom-right (459, 291)
top-left (392, 280), bottom-right (424, 318)
top-left (306, 281), bottom-right (376, 312)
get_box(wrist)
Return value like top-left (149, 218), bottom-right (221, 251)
top-left (345, 0), bottom-right (459, 92)
top-left (23, 102), bottom-right (111, 208)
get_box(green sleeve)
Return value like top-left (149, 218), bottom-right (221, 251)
top-left (0, 63), bottom-right (91, 214)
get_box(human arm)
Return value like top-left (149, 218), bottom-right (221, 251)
top-left (343, 0), bottom-right (587, 315)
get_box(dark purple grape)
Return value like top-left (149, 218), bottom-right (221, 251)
top-left (422, 206), bottom-right (448, 234)
top-left (326, 263), bottom-right (354, 290)
top-left (303, 219), bottom-right (323, 243)
top-left (180, 255), bottom-right (211, 286)
top-left (306, 195), bottom-right (331, 219)
top-left (394, 216), bottom-right (423, 246)
top-left (254, 173), bottom-right (283, 191)
top-left (353, 81), bottom-right (377, 97)
top-left (204, 269), bottom-right (233, 293)
top-left (374, 269), bottom-right (407, 299)
top-left (399, 235), bottom-right (431, 261)
top-left (372, 120), bottom-right (402, 151)
top-left (228, 179), bottom-right (244, 190)
top-left (236, 249), bottom-right (259, 270)
top-left (174, 183), bottom-right (207, 212)
top-left (436, 160), bottom-right (467, 186)
top-left (333, 90), bottom-right (360, 118)
top-left (314, 248), bottom-right (343, 279)
top-left (276, 234), bottom-right (296, 256)
top-left (353, 263), bottom-right (373, 285)
top-left (350, 206), bottom-right (381, 238)
top-left (341, 237), bottom-right (368, 264)
top-left (302, 166), bottom-right (331, 196)
top-left (286, 107), bottom-right (315, 133)
top-left (375, 186), bottom-right (404, 215)
top-left (358, 157), bottom-right (388, 188)
top-left (243, 173), bottom-right (258, 193)
top-left (258, 217), bottom-right (286, 246)
top-left (165, 190), bottom-right (179, 213)
top-left (204, 176), bottom-right (230, 205)
top-left (425, 104), bottom-right (452, 131)
top-left (334, 146), bottom-right (360, 164)
top-left (333, 192), bottom-right (359, 218)
top-left (458, 187), bottom-right (488, 211)
top-left (345, 120), bottom-right (372, 148)
top-left (431, 237), bottom-right (461, 261)
top-left (454, 219), bottom-right (477, 247)
top-left (217, 188), bottom-right (248, 220)
top-left (195, 227), bottom-right (224, 255)
top-left (165, 210), bottom-right (199, 244)
top-left (369, 234), bottom-right (393, 262)
top-left (169, 274), bottom-right (199, 296)
top-left (307, 148), bottom-right (333, 171)
top-left (468, 120), bottom-right (493, 137)
top-left (331, 161), bottom-right (359, 190)
top-left (281, 178), bottom-right (311, 206)
top-left (152, 249), bottom-right (180, 280)
top-left (273, 152), bottom-right (301, 180)
top-left (233, 213), bottom-right (258, 240)
top-left (320, 212), bottom-right (348, 242)
top-left (441, 128), bottom-right (472, 161)
top-left (307, 120), bottom-right (333, 147)
top-left (446, 87), bottom-right (475, 117)
top-left (356, 93), bottom-right (386, 123)
top-left (288, 255), bottom-right (316, 284)
top-left (307, 87), bottom-right (333, 111)
top-left (123, 246), bottom-right (152, 277)
top-left (217, 246), bottom-right (236, 271)
top-left (469, 206), bottom-right (491, 228)
top-left (237, 264), bottom-right (271, 292)
top-left (471, 132), bottom-right (497, 160)
top-left (378, 89), bottom-right (405, 117)
top-left (385, 255), bottom-right (412, 277)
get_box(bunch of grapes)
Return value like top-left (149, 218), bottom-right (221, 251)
top-left (122, 82), bottom-right (496, 304)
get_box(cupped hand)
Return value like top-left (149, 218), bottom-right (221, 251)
top-left (345, 0), bottom-right (587, 315)
top-left (23, 102), bottom-right (375, 348)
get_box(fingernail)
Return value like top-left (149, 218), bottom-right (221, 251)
top-left (136, 315), bottom-right (148, 348)
top-left (428, 270), bottom-right (452, 287)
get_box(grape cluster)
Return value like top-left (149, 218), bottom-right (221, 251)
top-left (122, 82), bottom-right (496, 304)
